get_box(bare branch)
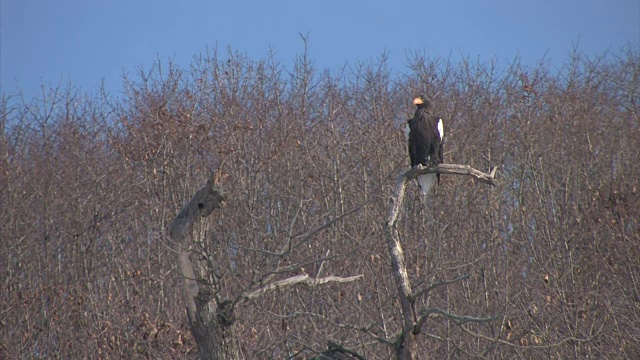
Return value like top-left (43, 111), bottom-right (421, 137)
top-left (406, 164), bottom-right (498, 186)
top-left (241, 274), bottom-right (364, 302)
top-left (321, 341), bottom-right (368, 360)
top-left (383, 162), bottom-right (498, 358)
top-left (285, 200), bottom-right (372, 255)
top-left (460, 322), bottom-right (604, 349)
top-left (386, 172), bottom-right (410, 227)
top-left (410, 274), bottom-right (470, 302)
top-left (415, 308), bottom-right (496, 334)
top-left (281, 311), bottom-right (395, 347)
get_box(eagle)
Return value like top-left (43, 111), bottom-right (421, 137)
top-left (406, 95), bottom-right (444, 195)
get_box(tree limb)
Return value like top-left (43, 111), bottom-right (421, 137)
top-left (321, 341), bottom-right (368, 360)
top-left (406, 164), bottom-right (498, 186)
top-left (282, 311), bottom-right (395, 347)
top-left (383, 163), bottom-right (498, 358)
top-left (414, 308), bottom-right (496, 335)
top-left (241, 274), bottom-right (363, 302)
top-left (410, 274), bottom-right (470, 303)
top-left (383, 183), bottom-right (415, 358)
top-left (460, 322), bottom-right (605, 349)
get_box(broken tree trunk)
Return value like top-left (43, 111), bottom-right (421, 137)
top-left (168, 172), bottom-right (238, 360)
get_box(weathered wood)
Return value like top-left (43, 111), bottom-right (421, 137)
top-left (168, 172), bottom-right (235, 360)
top-left (241, 274), bottom-right (363, 302)
top-left (406, 163), bottom-right (498, 186)
top-left (169, 173), bottom-right (225, 321)
top-left (383, 163), bottom-right (498, 359)
top-left (383, 176), bottom-right (416, 359)
top-left (168, 171), bottom-right (364, 359)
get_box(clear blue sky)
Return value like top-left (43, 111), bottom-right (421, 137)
top-left (1, 0), bottom-right (639, 101)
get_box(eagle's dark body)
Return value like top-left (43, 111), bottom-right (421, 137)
top-left (407, 97), bottom-right (444, 195)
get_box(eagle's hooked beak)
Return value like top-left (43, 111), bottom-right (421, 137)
top-left (413, 97), bottom-right (424, 105)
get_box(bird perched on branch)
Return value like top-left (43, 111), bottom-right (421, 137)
top-left (406, 95), bottom-right (444, 195)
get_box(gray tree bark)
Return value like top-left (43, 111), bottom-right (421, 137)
top-left (384, 164), bottom-right (497, 359)
top-left (168, 172), bottom-right (238, 360)
top-left (168, 172), bottom-right (363, 359)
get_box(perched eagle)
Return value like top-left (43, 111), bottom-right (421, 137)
top-left (406, 95), bottom-right (444, 195)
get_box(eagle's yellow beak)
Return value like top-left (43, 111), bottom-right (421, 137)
top-left (413, 97), bottom-right (424, 105)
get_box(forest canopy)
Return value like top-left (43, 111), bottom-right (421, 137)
top-left (1, 46), bottom-right (639, 359)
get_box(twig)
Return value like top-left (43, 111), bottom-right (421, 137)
top-left (410, 274), bottom-right (470, 302)
top-left (415, 308), bottom-right (496, 334)
top-left (460, 322), bottom-right (604, 349)
top-left (286, 200), bottom-right (373, 254)
top-left (278, 311), bottom-right (395, 347)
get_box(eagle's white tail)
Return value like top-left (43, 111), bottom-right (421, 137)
top-left (417, 173), bottom-right (437, 196)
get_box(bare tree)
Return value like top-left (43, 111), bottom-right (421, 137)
top-left (167, 172), bottom-right (362, 359)
top-left (2, 46), bottom-right (638, 359)
top-left (381, 165), bottom-right (497, 359)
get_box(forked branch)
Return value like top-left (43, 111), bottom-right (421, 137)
top-left (383, 163), bottom-right (498, 359)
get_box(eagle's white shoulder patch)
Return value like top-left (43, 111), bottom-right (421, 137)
top-left (437, 118), bottom-right (444, 140)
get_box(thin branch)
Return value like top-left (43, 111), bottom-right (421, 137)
top-left (415, 307), bottom-right (496, 334)
top-left (410, 274), bottom-right (470, 302)
top-left (240, 274), bottom-right (363, 302)
top-left (285, 200), bottom-right (373, 254)
top-left (423, 333), bottom-right (487, 359)
top-left (460, 322), bottom-right (604, 349)
top-left (278, 311), bottom-right (395, 347)
top-left (316, 249), bottom-right (331, 279)
top-left (231, 248), bottom-right (359, 309)
top-left (324, 341), bottom-right (368, 360)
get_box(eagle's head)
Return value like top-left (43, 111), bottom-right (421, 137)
top-left (413, 95), bottom-right (432, 109)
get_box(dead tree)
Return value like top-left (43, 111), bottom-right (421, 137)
top-left (384, 164), bottom-right (498, 359)
top-left (168, 171), bottom-right (363, 360)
